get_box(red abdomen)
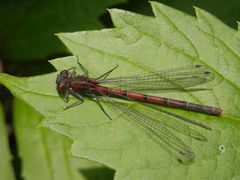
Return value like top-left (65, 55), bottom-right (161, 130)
top-left (96, 86), bottom-right (222, 116)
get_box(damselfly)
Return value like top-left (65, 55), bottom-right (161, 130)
top-left (56, 57), bottom-right (222, 163)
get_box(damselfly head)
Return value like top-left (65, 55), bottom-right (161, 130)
top-left (56, 70), bottom-right (70, 102)
top-left (56, 70), bottom-right (69, 83)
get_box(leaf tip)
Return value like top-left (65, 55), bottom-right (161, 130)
top-left (108, 8), bottom-right (133, 28)
top-left (237, 21), bottom-right (240, 31)
top-left (148, 0), bottom-right (156, 6)
top-left (55, 33), bottom-right (62, 38)
top-left (149, 1), bottom-right (164, 12)
top-left (149, 1), bottom-right (163, 7)
top-left (107, 8), bottom-right (125, 18)
top-left (193, 6), bottom-right (202, 19)
top-left (106, 8), bottom-right (111, 13)
top-left (0, 73), bottom-right (13, 84)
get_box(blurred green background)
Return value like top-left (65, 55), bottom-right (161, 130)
top-left (0, 0), bottom-right (239, 179)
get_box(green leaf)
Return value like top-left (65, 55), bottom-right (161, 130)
top-left (164, 0), bottom-right (240, 28)
top-left (131, 0), bottom-right (240, 28)
top-left (0, 0), bottom-right (124, 61)
top-left (13, 98), bottom-right (114, 180)
top-left (0, 2), bottom-right (240, 179)
top-left (0, 103), bottom-right (15, 180)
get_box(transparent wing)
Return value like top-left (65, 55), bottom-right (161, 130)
top-left (99, 93), bottom-right (210, 164)
top-left (102, 96), bottom-right (195, 163)
top-left (99, 65), bottom-right (214, 92)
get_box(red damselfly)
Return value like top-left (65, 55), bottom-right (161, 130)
top-left (56, 57), bottom-right (222, 163)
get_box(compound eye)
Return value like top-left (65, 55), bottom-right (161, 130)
top-left (61, 70), bottom-right (69, 78)
top-left (56, 70), bottom-right (69, 84)
top-left (59, 83), bottom-right (65, 90)
top-left (57, 83), bottom-right (66, 94)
